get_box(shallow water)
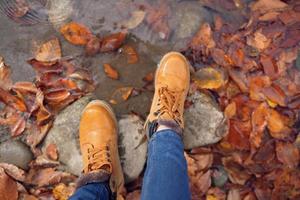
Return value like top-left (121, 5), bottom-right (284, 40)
top-left (0, 0), bottom-right (249, 116)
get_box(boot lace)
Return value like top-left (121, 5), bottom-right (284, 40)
top-left (154, 86), bottom-right (183, 125)
top-left (85, 143), bottom-right (111, 172)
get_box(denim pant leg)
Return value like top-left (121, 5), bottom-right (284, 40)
top-left (69, 182), bottom-right (111, 200)
top-left (141, 130), bottom-right (191, 200)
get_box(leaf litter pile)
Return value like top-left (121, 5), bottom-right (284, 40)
top-left (0, 0), bottom-right (300, 199)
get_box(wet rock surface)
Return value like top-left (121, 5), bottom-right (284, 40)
top-left (42, 96), bottom-right (148, 183)
top-left (0, 140), bottom-right (33, 170)
top-left (183, 91), bottom-right (227, 149)
top-left (118, 114), bottom-right (147, 183)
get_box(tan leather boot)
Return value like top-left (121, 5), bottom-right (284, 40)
top-left (145, 52), bottom-right (190, 137)
top-left (77, 100), bottom-right (125, 200)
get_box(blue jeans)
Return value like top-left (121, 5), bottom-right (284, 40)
top-left (69, 130), bottom-right (191, 200)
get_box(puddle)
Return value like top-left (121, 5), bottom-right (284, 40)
top-left (0, 0), bottom-right (250, 117)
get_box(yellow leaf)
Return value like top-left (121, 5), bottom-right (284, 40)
top-left (194, 67), bottom-right (226, 89)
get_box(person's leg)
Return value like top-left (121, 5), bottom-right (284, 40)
top-left (141, 129), bottom-right (190, 200)
top-left (69, 100), bottom-right (125, 200)
top-left (69, 182), bottom-right (110, 200)
top-left (142, 52), bottom-right (191, 200)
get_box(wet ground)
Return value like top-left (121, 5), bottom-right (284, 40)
top-left (0, 0), bottom-right (249, 117)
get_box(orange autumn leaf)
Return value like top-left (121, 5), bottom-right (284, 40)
top-left (0, 88), bottom-right (27, 112)
top-left (194, 67), bottom-right (227, 89)
top-left (12, 82), bottom-right (38, 94)
top-left (44, 89), bottom-right (71, 104)
top-left (35, 38), bottom-right (62, 62)
top-left (100, 32), bottom-right (126, 53)
top-left (110, 87), bottom-right (134, 104)
top-left (262, 84), bottom-right (286, 107)
top-left (250, 102), bottom-right (269, 148)
top-left (226, 119), bottom-right (251, 150)
top-left (267, 109), bottom-right (291, 139)
top-left (103, 64), bottom-right (119, 80)
top-left (249, 75), bottom-right (271, 101)
top-left (60, 22), bottom-right (92, 45)
top-left (224, 102), bottom-right (236, 119)
top-left (0, 57), bottom-right (12, 90)
top-left (123, 45), bottom-right (139, 64)
top-left (142, 72), bottom-right (154, 83)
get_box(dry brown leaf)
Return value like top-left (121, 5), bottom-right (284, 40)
top-left (247, 30), bottom-right (271, 51)
top-left (44, 89), bottom-right (71, 104)
top-left (0, 88), bottom-right (27, 112)
top-left (85, 36), bottom-right (101, 56)
top-left (10, 114), bottom-right (26, 137)
top-left (100, 32), bottom-right (126, 53)
top-left (194, 67), bottom-right (227, 89)
top-left (190, 23), bottom-right (215, 49)
top-left (35, 38), bottom-right (62, 62)
top-left (123, 45), bottom-right (139, 64)
top-left (226, 119), bottom-right (251, 150)
top-left (276, 142), bottom-right (299, 169)
top-left (12, 82), bottom-right (38, 94)
top-left (60, 22), bottom-right (92, 45)
top-left (26, 168), bottom-right (63, 187)
top-left (0, 163), bottom-right (26, 182)
top-left (250, 102), bottom-right (269, 148)
top-left (262, 84), bottom-right (286, 107)
top-left (0, 57), bottom-right (12, 90)
top-left (103, 64), bottom-right (119, 80)
top-left (30, 155), bottom-right (59, 168)
top-left (260, 55), bottom-right (278, 79)
top-left (126, 190), bottom-right (141, 200)
top-left (259, 11), bottom-right (280, 21)
top-left (228, 69), bottom-right (248, 93)
top-left (251, 0), bottom-right (288, 14)
top-left (0, 167), bottom-right (18, 200)
top-left (227, 189), bottom-right (241, 200)
top-left (190, 153), bottom-right (213, 171)
top-left (224, 102), bottom-right (236, 119)
top-left (249, 75), bottom-right (271, 101)
top-left (120, 10), bottom-right (145, 29)
top-left (197, 170), bottom-right (212, 194)
top-left (53, 183), bottom-right (75, 200)
top-left (46, 143), bottom-right (58, 161)
top-left (142, 72), bottom-right (154, 83)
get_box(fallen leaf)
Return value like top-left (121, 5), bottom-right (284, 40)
top-left (142, 72), bottom-right (154, 83)
top-left (126, 190), bottom-right (141, 200)
top-left (190, 23), bottom-right (216, 49)
top-left (44, 89), bottom-right (71, 104)
top-left (123, 45), bottom-right (139, 64)
top-left (249, 75), bottom-right (271, 101)
top-left (85, 36), bottom-right (101, 56)
top-left (197, 170), bottom-right (212, 194)
top-left (247, 30), bottom-right (271, 51)
top-left (120, 10), bottom-right (145, 29)
top-left (224, 102), bottom-right (236, 119)
top-left (276, 142), bottom-right (299, 169)
top-left (251, 0), bottom-right (288, 14)
top-left (30, 155), bottom-right (59, 168)
top-left (0, 167), bottom-right (18, 200)
top-left (227, 189), bottom-right (241, 200)
top-left (194, 67), bottom-right (227, 89)
top-left (0, 163), bottom-right (26, 182)
top-left (35, 38), bottom-right (62, 62)
top-left (0, 57), bottom-right (12, 90)
top-left (228, 69), bottom-right (249, 93)
top-left (259, 11), bottom-right (280, 21)
top-left (53, 183), bottom-right (75, 200)
top-left (144, 2), bottom-right (170, 40)
top-left (10, 114), bottom-right (26, 137)
top-left (250, 103), bottom-right (269, 148)
top-left (103, 64), bottom-right (119, 80)
top-left (21, 194), bottom-right (38, 200)
top-left (100, 32), bottom-right (126, 53)
top-left (46, 143), bottom-right (58, 161)
top-left (26, 168), bottom-right (64, 187)
top-left (260, 55), bottom-right (278, 79)
top-left (12, 82), bottom-right (38, 94)
top-left (60, 22), bottom-right (92, 45)
top-left (223, 156), bottom-right (251, 185)
top-left (278, 9), bottom-right (300, 25)
top-left (0, 88), bottom-right (27, 112)
top-left (226, 119), bottom-right (251, 150)
top-left (121, 87), bottom-right (134, 101)
top-left (262, 84), bottom-right (286, 107)
top-left (267, 109), bottom-right (291, 139)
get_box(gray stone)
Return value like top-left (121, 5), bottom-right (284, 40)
top-left (42, 96), bottom-right (148, 183)
top-left (42, 95), bottom-right (95, 176)
top-left (183, 91), bottom-right (227, 149)
top-left (0, 140), bottom-right (33, 170)
top-left (118, 114), bottom-right (147, 183)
